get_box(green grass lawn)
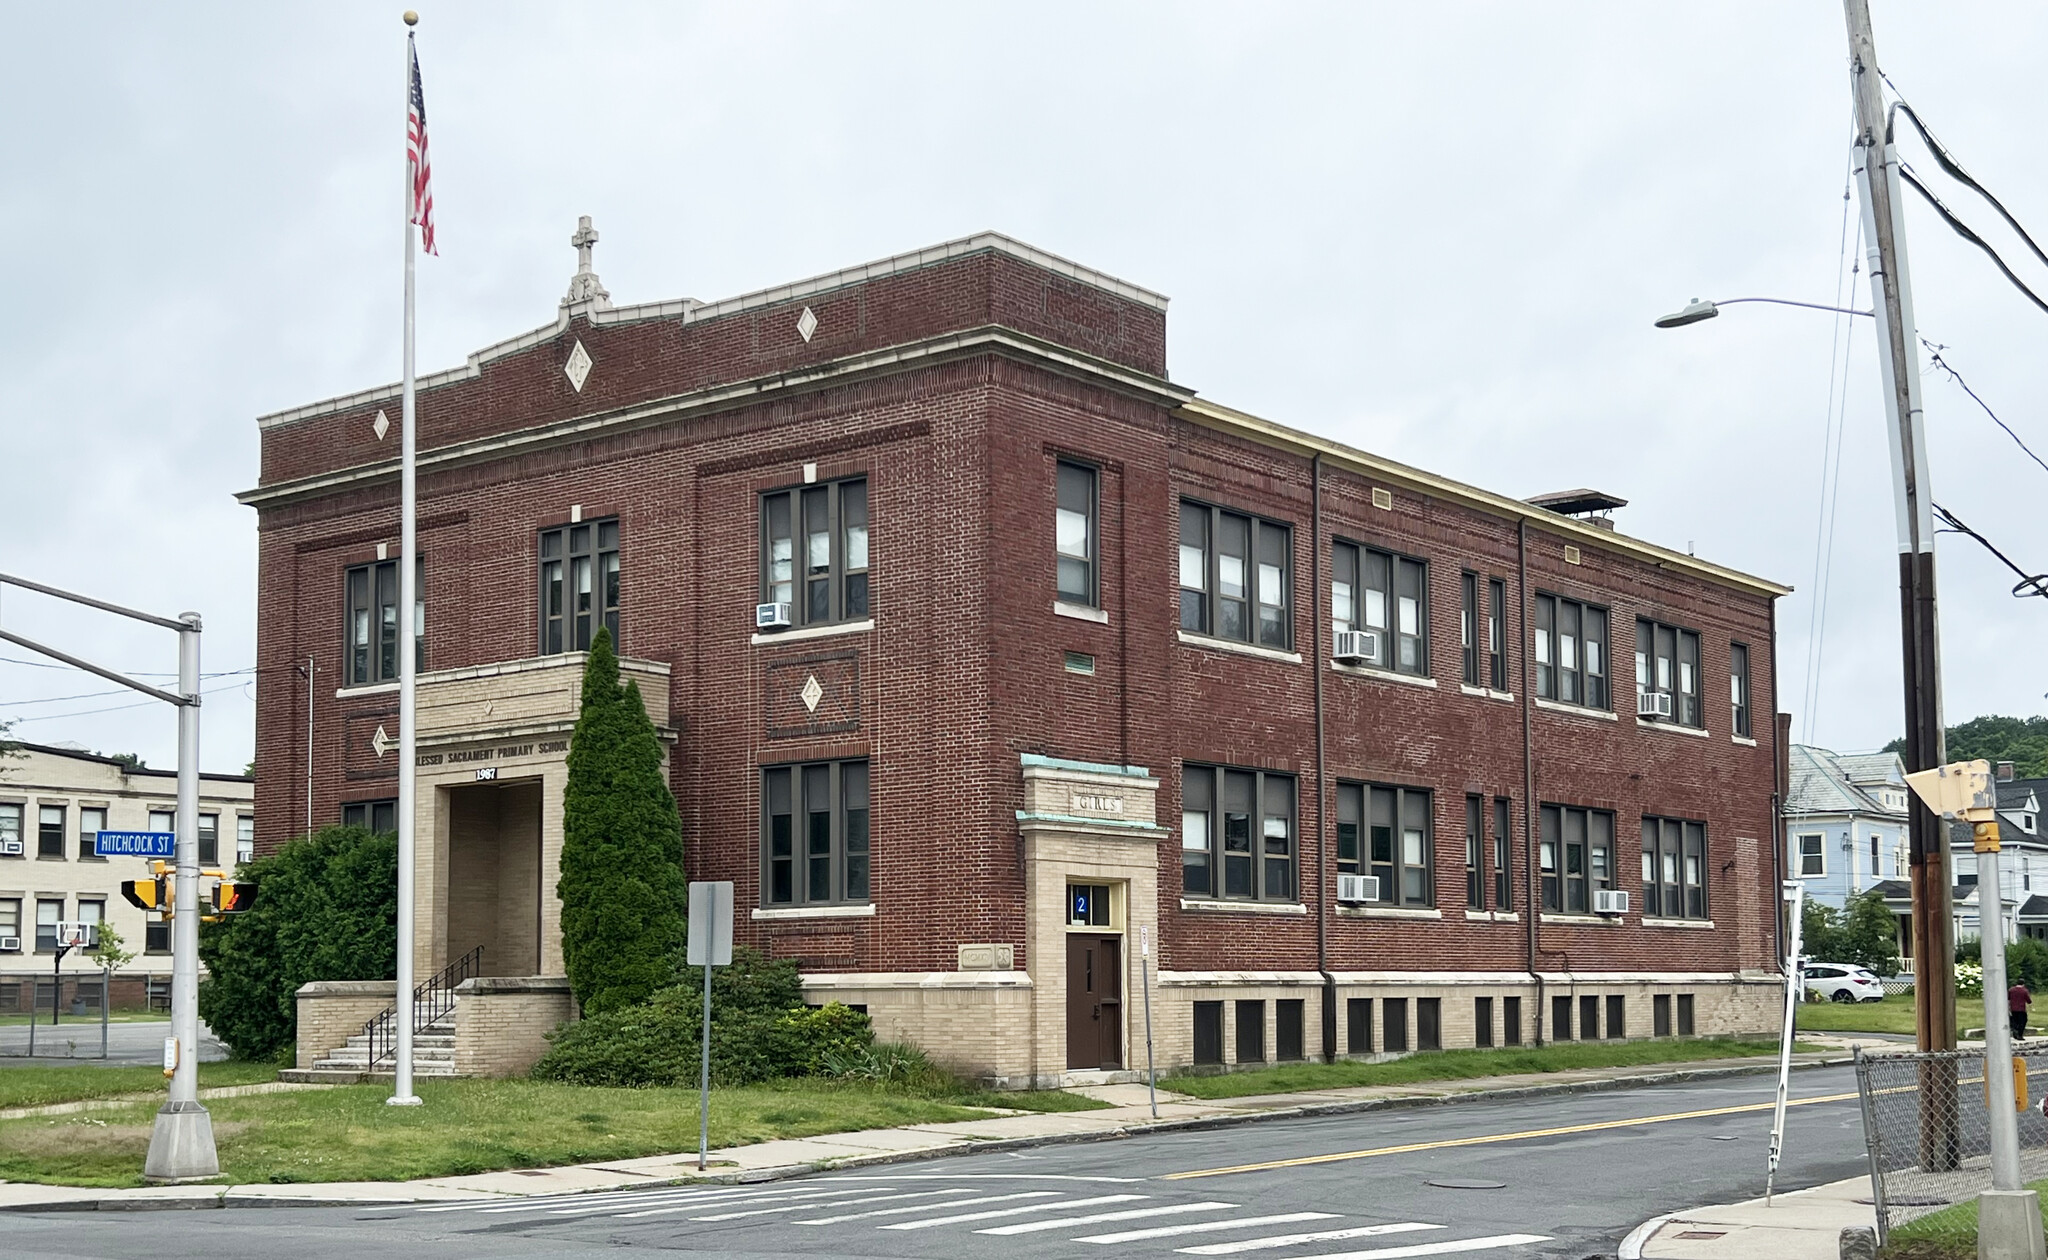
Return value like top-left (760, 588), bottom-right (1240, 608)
top-left (1795, 994), bottom-right (1929, 1037)
top-left (0, 1061), bottom-right (280, 1111)
top-left (0, 1077), bottom-right (1033, 1188)
top-left (1879, 1177), bottom-right (2048, 1258)
top-left (1159, 1037), bottom-right (1803, 1100)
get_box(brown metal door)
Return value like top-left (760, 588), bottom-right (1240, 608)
top-left (1066, 935), bottom-right (1124, 1070)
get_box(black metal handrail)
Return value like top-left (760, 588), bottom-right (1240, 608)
top-left (362, 946), bottom-right (483, 1069)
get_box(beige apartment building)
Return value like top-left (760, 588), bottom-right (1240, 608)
top-left (0, 743), bottom-right (254, 1013)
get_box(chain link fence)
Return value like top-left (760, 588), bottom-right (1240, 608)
top-left (1854, 1042), bottom-right (2048, 1248)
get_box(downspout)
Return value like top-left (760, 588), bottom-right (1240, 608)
top-left (1313, 455), bottom-right (1337, 1061)
top-left (1518, 519), bottom-right (1543, 1044)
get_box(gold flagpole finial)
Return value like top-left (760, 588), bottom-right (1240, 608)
top-left (403, 10), bottom-right (419, 25)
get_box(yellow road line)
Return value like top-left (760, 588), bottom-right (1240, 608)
top-left (1162, 1091), bottom-right (1863, 1179)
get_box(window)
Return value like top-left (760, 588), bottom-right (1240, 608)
top-left (1654, 993), bottom-right (1672, 1037)
top-left (1552, 994), bottom-right (1573, 1041)
top-left (1503, 995), bottom-right (1522, 1045)
top-left (1731, 643), bottom-right (1751, 737)
top-left (0, 803), bottom-right (19, 856)
top-left (1417, 997), bottom-right (1441, 1051)
top-left (539, 519), bottom-right (620, 653)
top-left (1540, 804), bottom-right (1615, 914)
top-left (1183, 765), bottom-right (1295, 902)
top-left (1677, 993), bottom-right (1696, 1035)
top-left (342, 800), bottom-right (397, 835)
top-left (1347, 997), bottom-right (1372, 1054)
top-left (1488, 578), bottom-right (1508, 690)
top-left (1465, 795), bottom-right (1484, 910)
top-left (35, 898), bottom-right (62, 953)
top-left (1340, 783), bottom-right (1432, 907)
top-left (198, 814), bottom-right (218, 867)
top-left (1606, 994), bottom-right (1625, 1040)
top-left (38, 805), bottom-right (64, 859)
top-left (146, 914), bottom-right (169, 954)
top-left (1643, 816), bottom-right (1709, 920)
top-left (763, 478), bottom-right (868, 628)
top-left (77, 899), bottom-right (103, 942)
top-left (1580, 994), bottom-right (1600, 1041)
top-left (1636, 618), bottom-right (1703, 727)
top-left (1333, 541), bottom-right (1426, 673)
top-left (79, 807), bottom-right (106, 860)
top-left (1493, 798), bottom-right (1512, 911)
top-left (1236, 1000), bottom-right (1265, 1063)
top-left (1475, 996), bottom-right (1494, 1047)
top-left (1461, 571), bottom-right (1480, 686)
top-left (346, 557), bottom-right (424, 685)
top-left (1797, 833), bottom-right (1824, 876)
top-left (1182, 501), bottom-right (1290, 649)
top-left (0, 899), bottom-right (19, 947)
top-left (1384, 998), bottom-right (1410, 1051)
top-left (1193, 1001), bottom-right (1224, 1064)
top-left (1068, 884), bottom-right (1111, 927)
top-left (236, 816), bottom-right (255, 866)
top-left (1276, 999), bottom-right (1305, 1061)
top-left (763, 760), bottom-right (869, 906)
top-left (1534, 594), bottom-right (1609, 709)
top-left (1055, 461), bottom-right (1097, 606)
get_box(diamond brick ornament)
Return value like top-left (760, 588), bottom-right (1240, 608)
top-left (564, 339), bottom-right (593, 392)
top-left (372, 409), bottom-right (390, 440)
top-left (796, 306), bottom-right (818, 343)
top-left (801, 674), bottom-right (824, 713)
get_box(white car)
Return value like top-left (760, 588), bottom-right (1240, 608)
top-left (1804, 962), bottom-right (1887, 1003)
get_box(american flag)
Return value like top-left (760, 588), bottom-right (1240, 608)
top-left (407, 38), bottom-right (437, 256)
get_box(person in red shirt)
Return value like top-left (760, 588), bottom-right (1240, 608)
top-left (2011, 981), bottom-right (2032, 1041)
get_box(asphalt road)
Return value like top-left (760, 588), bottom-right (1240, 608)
top-left (0, 1018), bottom-right (227, 1066)
top-left (0, 1064), bottom-right (1870, 1260)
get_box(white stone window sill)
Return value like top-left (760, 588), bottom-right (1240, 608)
top-left (1636, 717), bottom-right (1710, 738)
top-left (1463, 909), bottom-right (1521, 923)
top-left (1176, 631), bottom-right (1302, 665)
top-left (1336, 904), bottom-right (1443, 920)
top-left (1643, 917), bottom-right (1716, 930)
top-left (751, 903), bottom-right (877, 921)
top-left (1540, 912), bottom-right (1622, 926)
top-left (1332, 662), bottom-right (1437, 688)
top-left (1458, 684), bottom-right (1515, 702)
top-left (1179, 898), bottom-right (1308, 916)
top-left (751, 618), bottom-right (875, 647)
top-left (1732, 735), bottom-right (1758, 747)
top-left (1535, 697), bottom-right (1617, 722)
top-left (1053, 602), bottom-right (1108, 624)
top-left (336, 681), bottom-right (400, 699)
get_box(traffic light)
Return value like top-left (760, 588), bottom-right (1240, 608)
top-left (122, 875), bottom-right (169, 915)
top-left (212, 881), bottom-right (256, 914)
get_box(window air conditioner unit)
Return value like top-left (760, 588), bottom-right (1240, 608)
top-left (1637, 690), bottom-right (1673, 720)
top-left (0, 936), bottom-right (18, 953)
top-left (1593, 889), bottom-right (1630, 915)
top-left (1337, 873), bottom-right (1379, 904)
top-left (755, 601), bottom-right (793, 631)
top-left (1333, 630), bottom-right (1377, 665)
top-left (0, 838), bottom-right (20, 856)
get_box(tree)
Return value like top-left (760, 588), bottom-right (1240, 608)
top-left (1801, 898), bottom-right (1844, 963)
top-left (87, 921), bottom-right (135, 973)
top-left (558, 627), bottom-right (688, 1016)
top-left (1885, 716), bottom-right (2048, 778)
top-left (196, 825), bottom-right (397, 1060)
top-left (91, 750), bottom-right (148, 772)
top-left (1802, 891), bottom-right (1902, 976)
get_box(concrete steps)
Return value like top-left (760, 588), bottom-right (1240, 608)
top-left (280, 1018), bottom-right (459, 1084)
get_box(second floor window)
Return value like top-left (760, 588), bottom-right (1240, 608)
top-left (198, 813), bottom-right (218, 866)
top-left (1487, 578), bottom-right (1507, 690)
top-left (1535, 594), bottom-right (1609, 710)
top-left (38, 805), bottom-right (64, 859)
top-left (1055, 461), bottom-right (1097, 606)
top-left (1637, 619), bottom-right (1703, 727)
top-left (763, 760), bottom-right (869, 906)
top-left (540, 520), bottom-right (620, 653)
top-left (346, 557), bottom-right (424, 685)
top-left (1180, 502), bottom-right (1290, 649)
top-left (1798, 833), bottom-right (1824, 876)
top-left (1183, 765), bottom-right (1295, 902)
top-left (341, 799), bottom-right (396, 835)
top-left (764, 479), bottom-right (868, 627)
top-left (35, 898), bottom-right (61, 952)
top-left (1644, 816), bottom-right (1708, 919)
top-left (80, 807), bottom-right (106, 860)
top-left (1731, 642), bottom-right (1752, 738)
top-left (236, 815), bottom-right (255, 865)
top-left (0, 803), bottom-right (19, 857)
top-left (1334, 542), bottom-right (1426, 674)
top-left (1540, 803), bottom-right (1614, 914)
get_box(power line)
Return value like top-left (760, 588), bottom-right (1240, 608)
top-left (0, 656), bottom-right (253, 680)
top-left (1899, 166), bottom-right (2048, 316)
top-left (1886, 84), bottom-right (2048, 273)
top-left (5, 680), bottom-right (253, 724)
top-left (1918, 338), bottom-right (2048, 479)
top-left (1932, 502), bottom-right (2048, 601)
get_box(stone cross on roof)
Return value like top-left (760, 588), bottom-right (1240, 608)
top-left (562, 214), bottom-right (612, 310)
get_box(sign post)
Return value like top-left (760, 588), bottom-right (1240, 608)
top-left (1140, 925), bottom-right (1158, 1119)
top-left (686, 881), bottom-right (734, 1173)
top-left (1765, 879), bottom-right (1805, 1204)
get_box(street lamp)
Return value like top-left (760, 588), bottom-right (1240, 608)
top-left (1652, 296), bottom-right (1873, 328)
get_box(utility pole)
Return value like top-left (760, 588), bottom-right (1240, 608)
top-left (1840, 0), bottom-right (1955, 1060)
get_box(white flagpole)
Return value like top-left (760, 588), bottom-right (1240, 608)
top-left (390, 17), bottom-right (423, 1108)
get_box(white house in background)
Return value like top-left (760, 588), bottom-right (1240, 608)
top-left (0, 742), bottom-right (254, 1015)
top-left (1784, 745), bottom-right (1911, 909)
top-left (1870, 767), bottom-right (2048, 956)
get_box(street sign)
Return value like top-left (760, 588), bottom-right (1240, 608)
top-left (94, 830), bottom-right (176, 858)
top-left (687, 881), bottom-right (734, 967)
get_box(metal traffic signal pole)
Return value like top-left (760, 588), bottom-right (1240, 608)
top-left (0, 573), bottom-right (217, 1180)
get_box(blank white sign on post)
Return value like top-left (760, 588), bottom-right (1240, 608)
top-left (687, 881), bottom-right (734, 967)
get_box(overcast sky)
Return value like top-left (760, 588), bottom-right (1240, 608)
top-left (3, 2), bottom-right (2043, 776)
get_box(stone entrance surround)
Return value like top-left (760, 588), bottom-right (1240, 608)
top-left (293, 976), bottom-right (576, 1079)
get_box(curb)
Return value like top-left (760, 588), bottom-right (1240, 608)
top-left (0, 1054), bottom-right (1856, 1213)
top-left (1616, 1209), bottom-right (1679, 1259)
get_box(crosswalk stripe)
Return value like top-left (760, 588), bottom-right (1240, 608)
top-left (417, 1185), bottom-right (728, 1213)
top-left (978, 1202), bottom-right (1237, 1236)
top-left (880, 1193), bottom-right (1147, 1230)
top-left (1076, 1212), bottom-right (1342, 1244)
top-left (1278, 1235), bottom-right (1552, 1260)
top-left (1180, 1221), bottom-right (1443, 1254)
top-left (539, 1185), bottom-right (848, 1217)
top-left (630, 1188), bottom-right (972, 1222)
top-left (796, 1190), bottom-right (1064, 1224)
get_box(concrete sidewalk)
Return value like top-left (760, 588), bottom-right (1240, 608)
top-left (1619, 1175), bottom-right (1877, 1259)
top-left (0, 1047), bottom-right (1865, 1213)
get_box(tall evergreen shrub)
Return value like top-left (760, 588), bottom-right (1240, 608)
top-left (559, 626), bottom-right (688, 1015)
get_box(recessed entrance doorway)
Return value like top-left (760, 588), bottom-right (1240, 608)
top-left (446, 779), bottom-right (542, 976)
top-left (1066, 934), bottom-right (1123, 1070)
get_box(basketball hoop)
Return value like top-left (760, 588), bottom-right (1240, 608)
top-left (55, 921), bottom-right (96, 950)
